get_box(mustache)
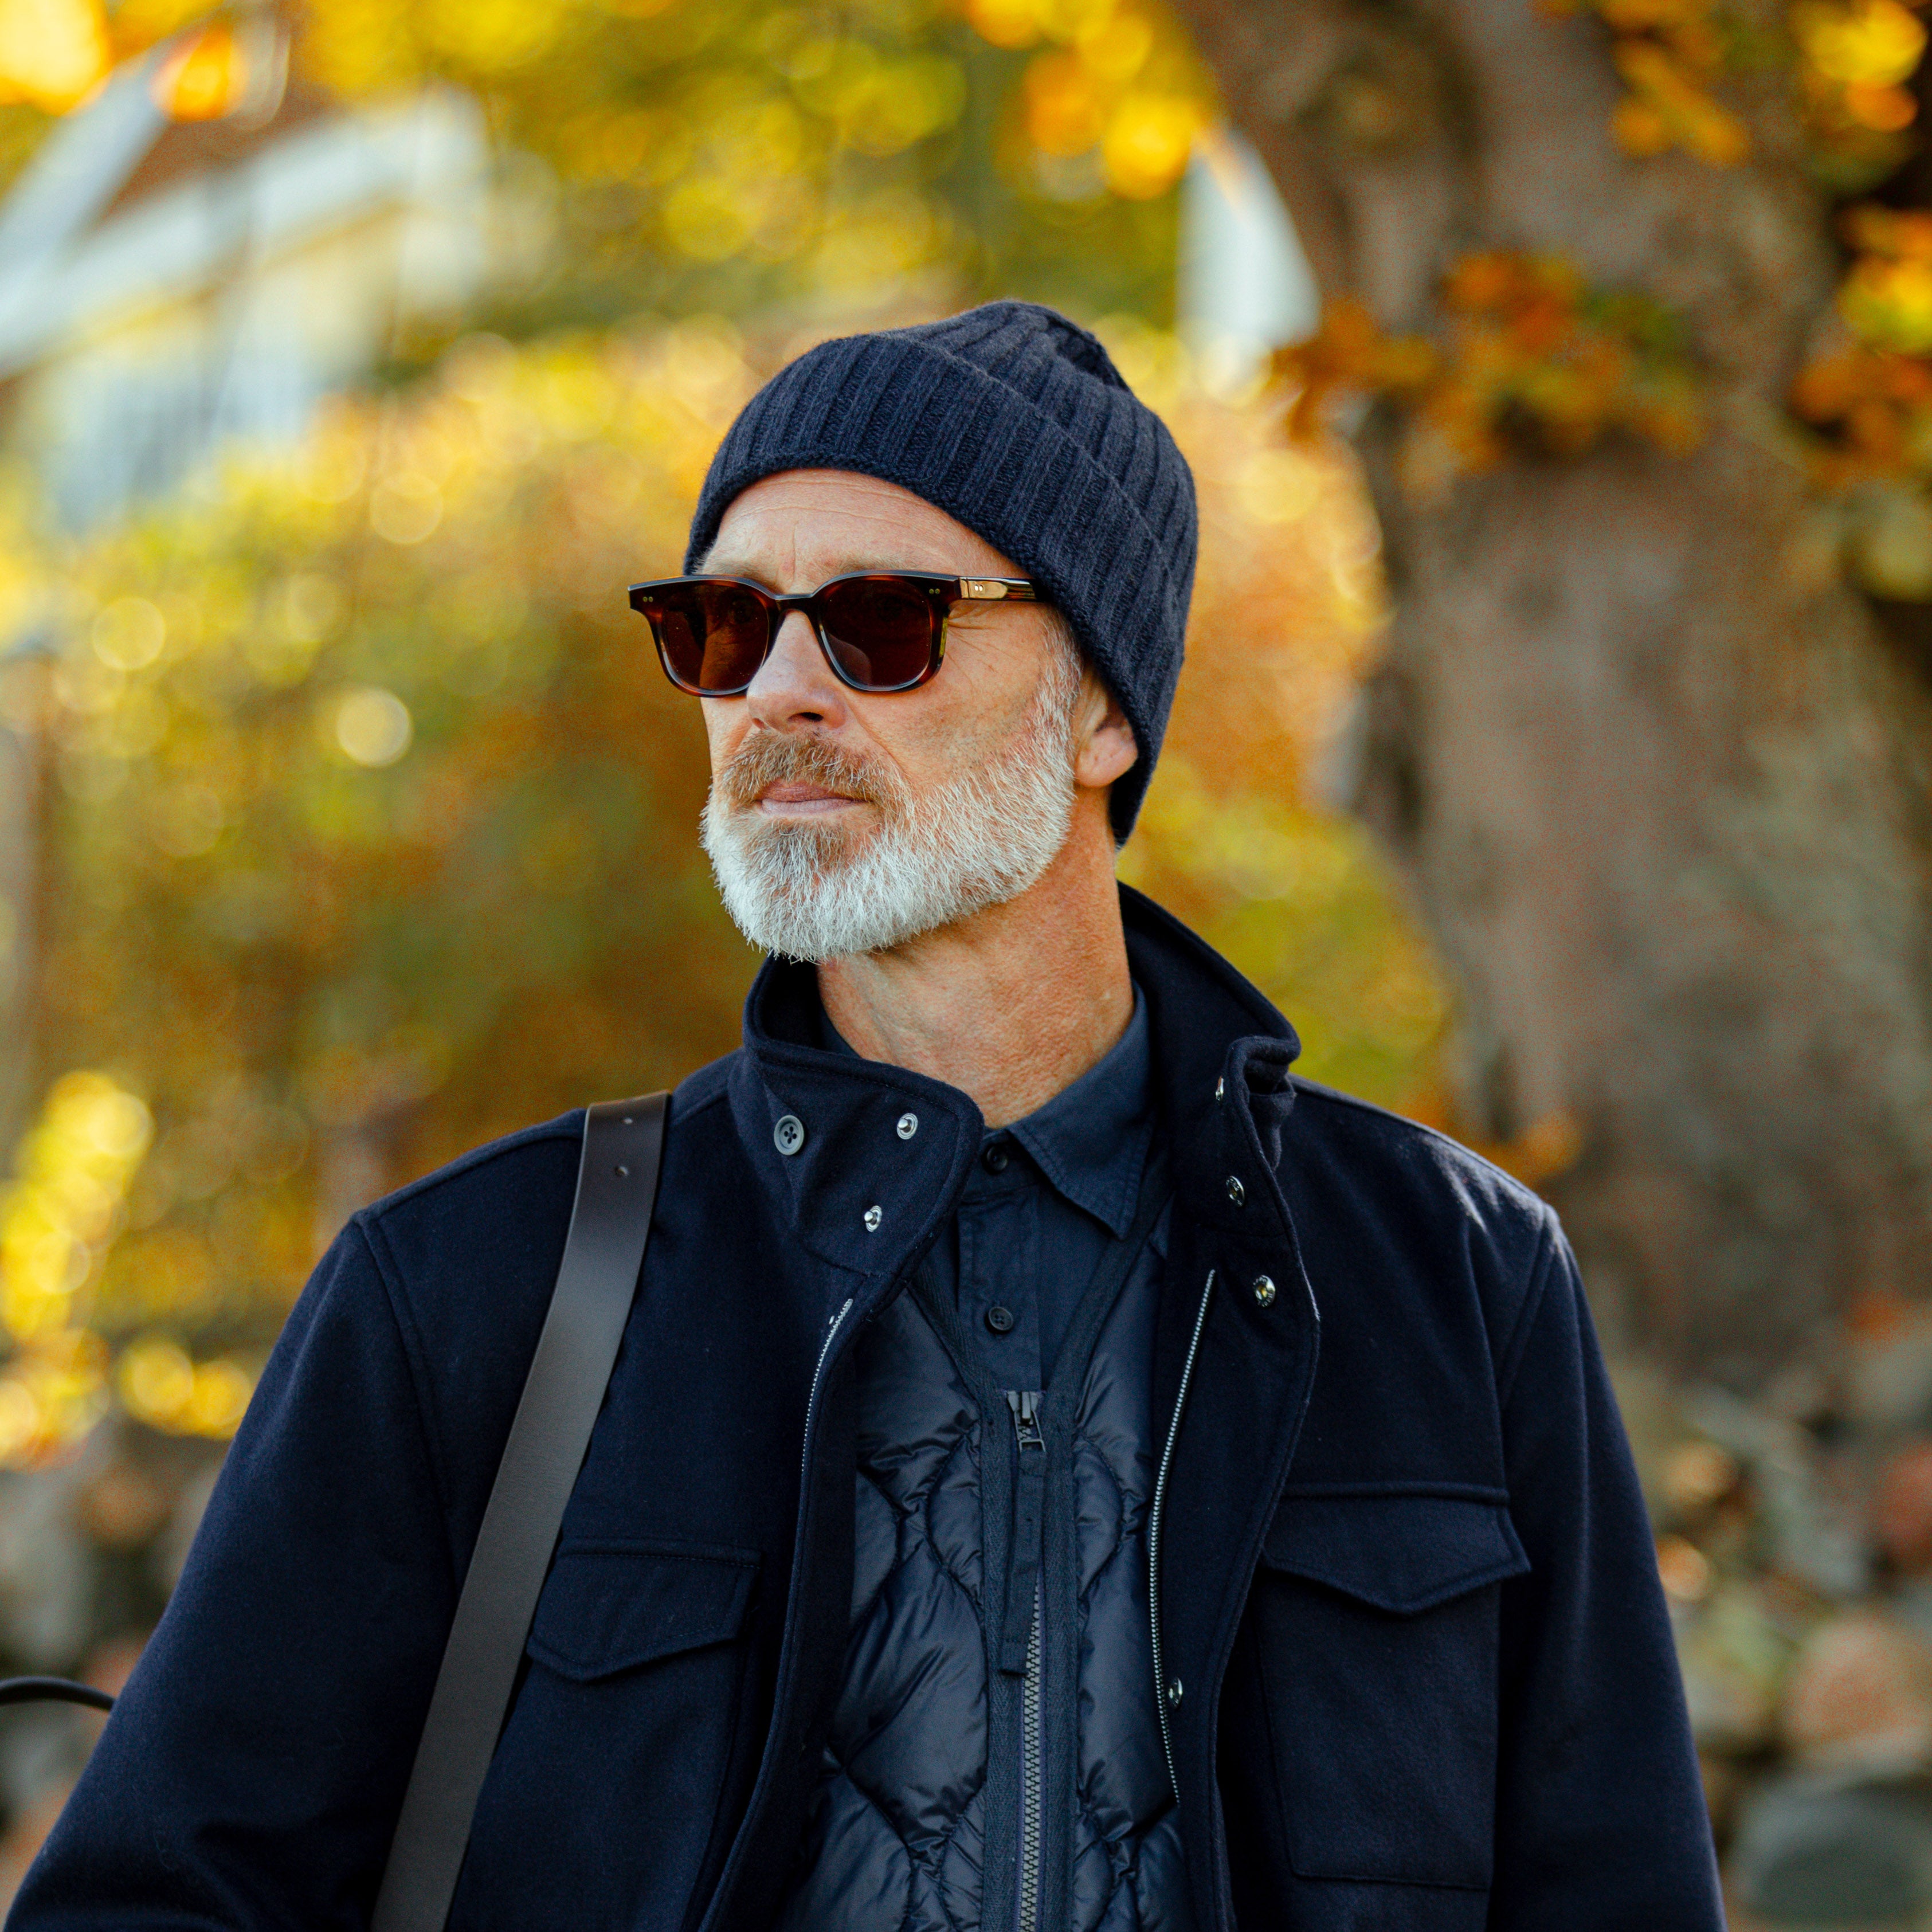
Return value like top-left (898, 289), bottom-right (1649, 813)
top-left (716, 733), bottom-right (904, 814)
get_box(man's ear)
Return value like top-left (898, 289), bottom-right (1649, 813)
top-left (1073, 668), bottom-right (1138, 791)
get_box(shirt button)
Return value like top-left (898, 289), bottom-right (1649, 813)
top-left (985, 1304), bottom-right (1016, 1335)
top-left (982, 1142), bottom-right (1009, 1174)
top-left (774, 1115), bottom-right (806, 1157)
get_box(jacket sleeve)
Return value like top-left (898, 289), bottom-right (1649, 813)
top-left (8, 1219), bottom-right (459, 1932)
top-left (1488, 1212), bottom-right (1726, 1929)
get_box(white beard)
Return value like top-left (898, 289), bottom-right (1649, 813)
top-left (700, 647), bottom-right (1081, 963)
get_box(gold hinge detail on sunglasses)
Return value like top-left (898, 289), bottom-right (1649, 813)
top-left (961, 579), bottom-right (1011, 599)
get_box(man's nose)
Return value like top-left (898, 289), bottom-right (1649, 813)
top-left (744, 610), bottom-right (848, 732)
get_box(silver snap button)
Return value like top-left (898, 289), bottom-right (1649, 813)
top-left (897, 1112), bottom-right (918, 1140)
top-left (1166, 1678), bottom-right (1183, 1706)
top-left (863, 1204), bottom-right (883, 1233)
top-left (774, 1114), bottom-right (806, 1157)
top-left (614, 1164), bottom-right (629, 1177)
top-left (1226, 1174), bottom-right (1245, 1206)
top-left (1253, 1274), bottom-right (1276, 1307)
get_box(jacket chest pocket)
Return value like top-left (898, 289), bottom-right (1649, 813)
top-left (457, 1540), bottom-right (761, 1929)
top-left (524, 1540), bottom-right (759, 1682)
top-left (1247, 1491), bottom-right (1529, 1893)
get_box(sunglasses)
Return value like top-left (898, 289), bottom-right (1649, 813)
top-left (628, 572), bottom-right (1045, 697)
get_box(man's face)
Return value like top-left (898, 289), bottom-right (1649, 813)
top-left (695, 468), bottom-right (1109, 961)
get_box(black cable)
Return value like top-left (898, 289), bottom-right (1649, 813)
top-left (0, 1676), bottom-right (112, 1712)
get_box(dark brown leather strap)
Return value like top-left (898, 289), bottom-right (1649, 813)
top-left (371, 1094), bottom-right (668, 1932)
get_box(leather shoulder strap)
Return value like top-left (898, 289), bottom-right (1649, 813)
top-left (371, 1094), bottom-right (669, 1932)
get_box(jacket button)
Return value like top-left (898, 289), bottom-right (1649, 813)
top-left (983, 1142), bottom-right (1009, 1174)
top-left (863, 1204), bottom-right (882, 1233)
top-left (774, 1115), bottom-right (806, 1157)
top-left (897, 1112), bottom-right (918, 1140)
top-left (985, 1304), bottom-right (1016, 1335)
top-left (1252, 1274), bottom-right (1275, 1307)
top-left (1166, 1678), bottom-right (1183, 1706)
top-left (1225, 1174), bottom-right (1244, 1206)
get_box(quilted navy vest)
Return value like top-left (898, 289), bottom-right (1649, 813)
top-left (779, 1192), bottom-right (1193, 1932)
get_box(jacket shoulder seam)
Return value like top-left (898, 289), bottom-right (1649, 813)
top-left (1287, 1077), bottom-right (1543, 1207)
top-left (362, 1115), bottom-right (585, 1222)
top-left (672, 1080), bottom-right (731, 1124)
top-left (1494, 1206), bottom-right (1565, 1409)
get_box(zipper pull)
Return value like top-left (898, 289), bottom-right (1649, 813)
top-left (1008, 1388), bottom-right (1043, 1448)
top-left (1000, 1390), bottom-right (1045, 1676)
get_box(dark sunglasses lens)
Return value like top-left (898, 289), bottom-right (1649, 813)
top-left (646, 583), bottom-right (770, 692)
top-left (817, 577), bottom-right (939, 690)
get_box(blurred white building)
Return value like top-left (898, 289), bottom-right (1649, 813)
top-left (0, 34), bottom-right (507, 527)
top-left (1177, 128), bottom-right (1318, 389)
top-left (0, 33), bottom-right (522, 1152)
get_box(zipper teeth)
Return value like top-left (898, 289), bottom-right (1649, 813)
top-left (1008, 1390), bottom-right (1045, 1932)
top-left (800, 1298), bottom-right (855, 1488)
top-left (1018, 1585), bottom-right (1043, 1932)
top-left (1150, 1268), bottom-right (1214, 1806)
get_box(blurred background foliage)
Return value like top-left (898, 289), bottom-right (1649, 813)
top-left (0, 0), bottom-right (1446, 1474)
top-left (1, 0), bottom-right (1216, 328)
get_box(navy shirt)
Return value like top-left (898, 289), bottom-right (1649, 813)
top-left (822, 987), bottom-right (1162, 1389)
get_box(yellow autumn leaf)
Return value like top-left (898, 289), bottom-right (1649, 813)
top-left (965, 0), bottom-right (1041, 48)
top-left (1024, 50), bottom-right (1105, 155)
top-left (1794, 0), bottom-right (1926, 88)
top-left (1843, 256), bottom-right (1932, 352)
top-left (0, 0), bottom-right (108, 112)
top-left (1100, 90), bottom-right (1198, 197)
top-left (1076, 9), bottom-right (1153, 82)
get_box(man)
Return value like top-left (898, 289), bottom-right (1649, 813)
top-left (12, 302), bottom-right (1722, 1931)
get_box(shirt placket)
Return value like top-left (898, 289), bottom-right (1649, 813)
top-left (957, 1138), bottom-right (1044, 1392)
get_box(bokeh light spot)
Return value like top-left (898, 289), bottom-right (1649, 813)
top-left (331, 687), bottom-right (414, 768)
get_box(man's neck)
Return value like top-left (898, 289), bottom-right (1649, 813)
top-left (816, 800), bottom-right (1132, 1128)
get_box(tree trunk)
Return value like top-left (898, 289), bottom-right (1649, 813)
top-left (1170, 0), bottom-right (1932, 1386)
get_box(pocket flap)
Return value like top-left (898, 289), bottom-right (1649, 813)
top-left (1260, 1492), bottom-right (1529, 1614)
top-left (528, 1541), bottom-right (760, 1682)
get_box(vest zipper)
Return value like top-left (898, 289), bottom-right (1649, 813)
top-left (801, 1298), bottom-right (855, 1489)
top-left (1004, 1389), bottom-right (1046, 1932)
top-left (1149, 1268), bottom-right (1214, 1806)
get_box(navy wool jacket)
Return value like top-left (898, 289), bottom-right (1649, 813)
top-left (11, 888), bottom-right (1723, 1932)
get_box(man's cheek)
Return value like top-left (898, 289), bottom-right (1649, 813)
top-left (701, 706), bottom-right (746, 776)
top-left (894, 693), bottom-right (1001, 773)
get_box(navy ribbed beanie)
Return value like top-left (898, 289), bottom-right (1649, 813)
top-left (684, 300), bottom-right (1196, 839)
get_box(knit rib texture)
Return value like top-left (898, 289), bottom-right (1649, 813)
top-left (684, 300), bottom-right (1197, 838)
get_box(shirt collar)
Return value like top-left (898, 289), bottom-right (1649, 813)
top-left (817, 984), bottom-right (1157, 1240)
top-left (1002, 987), bottom-right (1156, 1239)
